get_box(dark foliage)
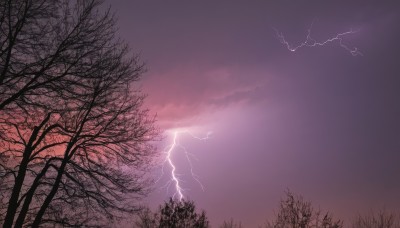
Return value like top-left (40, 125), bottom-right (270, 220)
top-left (135, 198), bottom-right (209, 228)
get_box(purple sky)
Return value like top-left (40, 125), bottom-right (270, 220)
top-left (107, 1), bottom-right (400, 227)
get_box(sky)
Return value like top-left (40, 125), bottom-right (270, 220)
top-left (106, 1), bottom-right (400, 227)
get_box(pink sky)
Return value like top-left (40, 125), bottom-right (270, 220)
top-left (108, 1), bottom-right (400, 226)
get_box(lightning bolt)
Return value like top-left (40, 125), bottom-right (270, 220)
top-left (274, 22), bottom-right (362, 56)
top-left (158, 129), bottom-right (212, 201)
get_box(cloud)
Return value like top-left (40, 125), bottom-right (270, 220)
top-left (142, 65), bottom-right (267, 129)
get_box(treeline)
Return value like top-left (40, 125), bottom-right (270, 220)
top-left (135, 191), bottom-right (400, 228)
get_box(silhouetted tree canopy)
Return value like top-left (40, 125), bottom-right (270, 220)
top-left (352, 210), bottom-right (400, 228)
top-left (219, 219), bottom-right (243, 228)
top-left (135, 198), bottom-right (209, 228)
top-left (0, 0), bottom-right (158, 227)
top-left (265, 190), bottom-right (343, 228)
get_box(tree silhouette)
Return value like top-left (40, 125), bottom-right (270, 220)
top-left (220, 219), bottom-right (243, 228)
top-left (265, 190), bottom-right (343, 228)
top-left (352, 210), bottom-right (400, 228)
top-left (159, 198), bottom-right (209, 228)
top-left (135, 208), bottom-right (160, 228)
top-left (0, 0), bottom-right (158, 227)
top-left (135, 198), bottom-right (209, 228)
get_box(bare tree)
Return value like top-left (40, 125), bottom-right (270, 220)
top-left (0, 0), bottom-right (106, 111)
top-left (220, 219), bottom-right (243, 228)
top-left (0, 0), bottom-right (158, 227)
top-left (135, 208), bottom-right (159, 228)
top-left (158, 198), bottom-right (209, 228)
top-left (352, 210), bottom-right (400, 228)
top-left (265, 190), bottom-right (343, 228)
top-left (135, 198), bottom-right (209, 228)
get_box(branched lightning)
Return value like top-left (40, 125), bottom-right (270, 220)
top-left (158, 129), bottom-right (212, 201)
top-left (274, 22), bottom-right (362, 56)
